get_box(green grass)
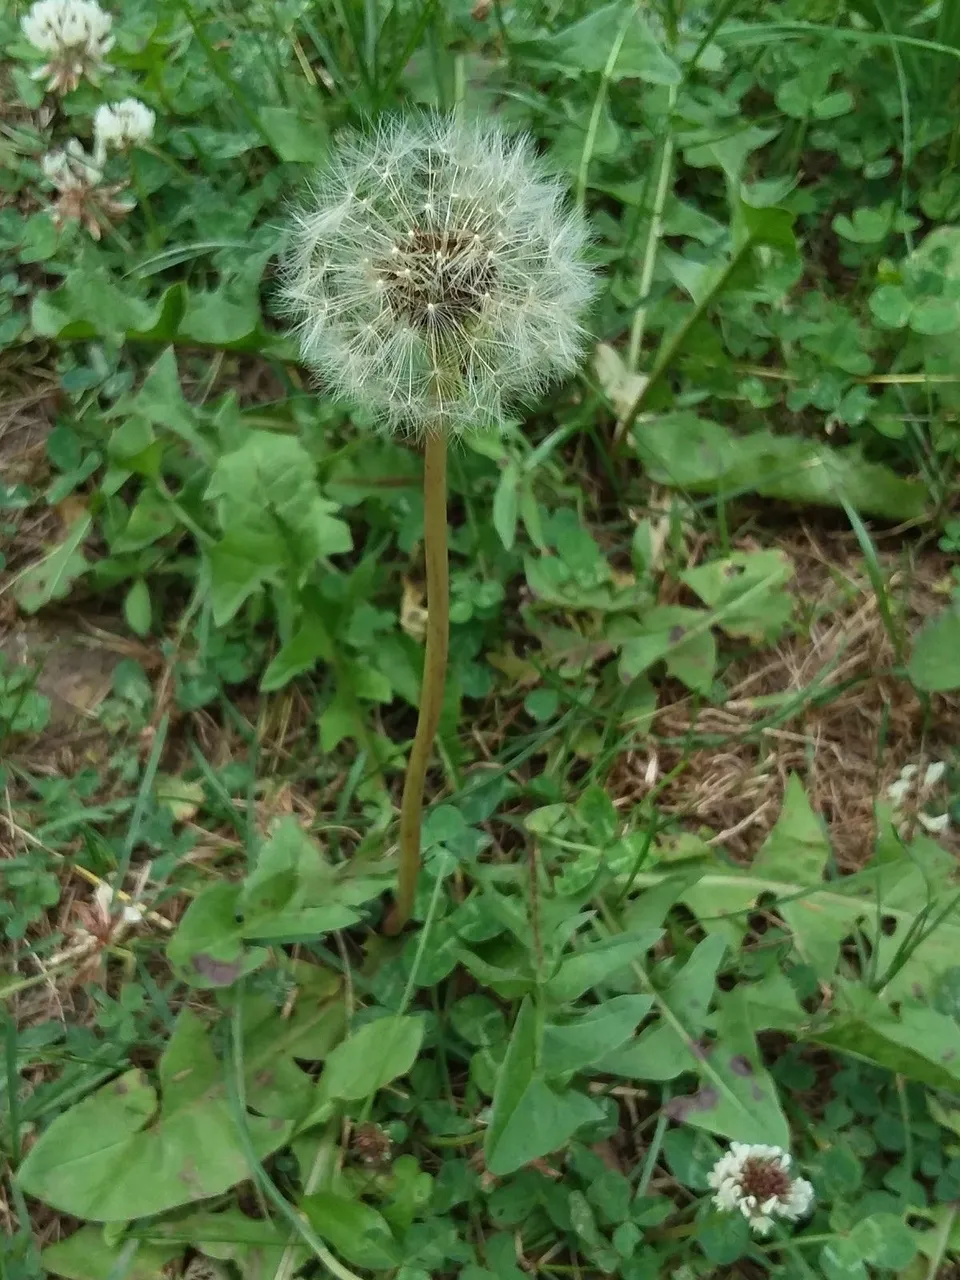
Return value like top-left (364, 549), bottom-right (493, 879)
top-left (3, 0), bottom-right (960, 1277)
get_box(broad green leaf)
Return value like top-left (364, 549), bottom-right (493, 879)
top-left (31, 271), bottom-right (184, 343)
top-left (832, 206), bottom-right (894, 244)
top-left (909, 296), bottom-right (960, 336)
top-left (908, 607), bottom-right (960, 691)
top-left (206, 432), bottom-right (351, 624)
top-left (258, 105), bottom-right (327, 163)
top-left (632, 413), bottom-right (927, 520)
top-left (179, 279), bottom-right (261, 347)
top-left (124, 578), bottom-right (151, 637)
top-left (486, 1075), bottom-right (604, 1176)
top-left (14, 514), bottom-right (91, 613)
top-left (683, 126), bottom-right (779, 183)
top-left (528, 1), bottom-right (681, 84)
top-left (542, 995), bottom-right (654, 1076)
top-left (668, 988), bottom-right (789, 1147)
top-left (241, 816), bottom-right (384, 939)
top-left (167, 881), bottom-right (269, 988)
top-left (300, 1191), bottom-right (400, 1269)
top-left (618, 606), bottom-right (717, 694)
top-left (681, 550), bottom-right (794, 641)
top-left (125, 347), bottom-right (211, 461)
top-left (486, 997), bottom-right (538, 1168)
top-left (733, 199), bottom-right (796, 254)
top-left (260, 616), bottom-right (333, 691)
top-left (870, 283), bottom-right (912, 328)
top-left (322, 1015), bottom-right (424, 1101)
top-left (544, 928), bottom-right (661, 1003)
top-left (43, 1229), bottom-right (180, 1280)
top-left (18, 1011), bottom-right (290, 1220)
top-left (813, 983), bottom-right (960, 1092)
top-left (752, 775), bottom-right (830, 886)
top-left (850, 1213), bottom-right (918, 1270)
top-left (820, 1238), bottom-right (869, 1280)
top-left (613, 795), bottom-right (960, 1001)
top-left (169, 821), bottom-right (388, 985)
top-left (599, 935), bottom-right (726, 1081)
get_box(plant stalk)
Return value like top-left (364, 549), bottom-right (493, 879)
top-left (383, 430), bottom-right (450, 934)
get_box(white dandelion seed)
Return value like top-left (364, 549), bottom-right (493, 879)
top-left (20, 0), bottom-right (114, 94)
top-left (282, 113), bottom-right (597, 438)
top-left (94, 98), bottom-right (155, 153)
top-left (707, 1142), bottom-right (814, 1236)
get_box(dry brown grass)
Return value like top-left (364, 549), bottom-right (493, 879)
top-left (609, 523), bottom-right (960, 869)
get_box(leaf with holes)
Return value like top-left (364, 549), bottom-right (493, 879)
top-left (681, 550), bottom-right (794, 641)
top-left (614, 782), bottom-right (960, 1003)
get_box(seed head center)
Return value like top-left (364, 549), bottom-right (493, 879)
top-left (377, 226), bottom-right (497, 331)
top-left (739, 1158), bottom-right (791, 1203)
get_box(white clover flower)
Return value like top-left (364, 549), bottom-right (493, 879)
top-left (40, 136), bottom-right (132, 239)
top-left (283, 113), bottom-right (596, 438)
top-left (94, 98), bottom-right (156, 153)
top-left (887, 760), bottom-right (950, 836)
top-left (94, 882), bottom-right (144, 925)
top-left (20, 0), bottom-right (114, 93)
top-left (708, 1142), bottom-right (814, 1236)
top-left (41, 137), bottom-right (103, 191)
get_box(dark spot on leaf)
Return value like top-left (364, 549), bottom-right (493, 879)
top-left (913, 983), bottom-right (926, 1000)
top-left (179, 1158), bottom-right (202, 1189)
top-left (723, 562), bottom-right (745, 578)
top-left (689, 1037), bottom-right (712, 1060)
top-left (192, 953), bottom-right (243, 986)
top-left (270, 1117), bottom-right (285, 1130)
top-left (943, 1049), bottom-right (956, 1063)
top-left (880, 914), bottom-right (897, 936)
top-left (729, 1054), bottom-right (753, 1077)
top-left (234, 912), bottom-right (245, 924)
top-left (256, 1070), bottom-right (274, 1087)
top-left (114, 1078), bottom-right (128, 1095)
top-left (751, 1084), bottom-right (765, 1101)
top-left (668, 626), bottom-right (686, 644)
top-left (663, 1088), bottom-right (719, 1121)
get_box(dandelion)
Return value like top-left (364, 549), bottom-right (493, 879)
top-left (283, 112), bottom-right (595, 439)
top-left (284, 114), bottom-right (595, 934)
top-left (94, 98), bottom-right (156, 154)
top-left (41, 137), bottom-right (133, 239)
top-left (20, 0), bottom-right (114, 94)
top-left (708, 1142), bottom-right (814, 1236)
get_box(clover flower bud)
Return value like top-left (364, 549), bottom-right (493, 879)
top-left (21, 0), bottom-right (114, 94)
top-left (708, 1143), bottom-right (814, 1236)
top-left (283, 113), bottom-right (597, 437)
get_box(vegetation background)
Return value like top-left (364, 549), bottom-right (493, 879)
top-left (4, 0), bottom-right (960, 1277)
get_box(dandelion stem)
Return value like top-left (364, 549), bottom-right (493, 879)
top-left (384, 430), bottom-right (449, 935)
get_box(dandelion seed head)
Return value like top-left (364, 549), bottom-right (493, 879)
top-left (282, 113), bottom-right (597, 437)
top-left (94, 98), bottom-right (156, 152)
top-left (708, 1142), bottom-right (814, 1236)
top-left (21, 0), bottom-right (113, 93)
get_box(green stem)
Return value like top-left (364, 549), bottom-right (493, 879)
top-left (612, 238), bottom-right (753, 455)
top-left (383, 430), bottom-right (450, 935)
top-left (626, 82), bottom-right (677, 373)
